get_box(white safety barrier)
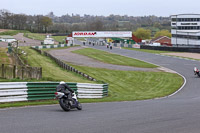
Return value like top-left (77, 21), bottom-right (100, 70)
top-left (32, 44), bottom-right (67, 49)
top-left (0, 82), bottom-right (28, 102)
top-left (76, 83), bottom-right (108, 98)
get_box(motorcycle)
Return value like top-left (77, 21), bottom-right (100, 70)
top-left (55, 91), bottom-right (82, 111)
top-left (194, 67), bottom-right (200, 77)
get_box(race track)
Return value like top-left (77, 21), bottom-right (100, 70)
top-left (1, 42), bottom-right (200, 133)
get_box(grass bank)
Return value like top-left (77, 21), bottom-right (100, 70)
top-left (0, 47), bottom-right (11, 64)
top-left (24, 33), bottom-right (46, 41)
top-left (0, 30), bottom-right (30, 36)
top-left (52, 36), bottom-right (66, 42)
top-left (70, 64), bottom-right (183, 102)
top-left (76, 37), bottom-right (85, 41)
top-left (73, 48), bottom-right (157, 68)
top-left (20, 47), bottom-right (94, 83)
top-left (24, 33), bottom-right (66, 42)
top-left (0, 100), bottom-right (58, 108)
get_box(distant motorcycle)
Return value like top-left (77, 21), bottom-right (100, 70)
top-left (194, 67), bottom-right (200, 77)
top-left (55, 91), bottom-right (82, 111)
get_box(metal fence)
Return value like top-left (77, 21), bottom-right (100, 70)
top-left (31, 47), bottom-right (97, 81)
top-left (0, 64), bottom-right (42, 80)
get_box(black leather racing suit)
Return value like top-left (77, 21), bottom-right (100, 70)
top-left (56, 84), bottom-right (74, 99)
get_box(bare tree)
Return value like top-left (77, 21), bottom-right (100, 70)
top-left (0, 9), bottom-right (11, 29)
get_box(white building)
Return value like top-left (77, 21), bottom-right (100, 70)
top-left (171, 14), bottom-right (200, 47)
top-left (43, 35), bottom-right (54, 45)
top-left (0, 35), bottom-right (16, 43)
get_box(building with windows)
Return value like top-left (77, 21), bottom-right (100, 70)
top-left (171, 14), bottom-right (200, 47)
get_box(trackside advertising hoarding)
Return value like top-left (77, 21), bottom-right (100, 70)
top-left (72, 31), bottom-right (132, 38)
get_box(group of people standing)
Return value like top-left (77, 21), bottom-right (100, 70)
top-left (106, 44), bottom-right (112, 50)
top-left (83, 41), bottom-right (113, 50)
top-left (83, 41), bottom-right (96, 46)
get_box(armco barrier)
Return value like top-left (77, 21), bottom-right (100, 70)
top-left (76, 83), bottom-right (108, 98)
top-left (26, 82), bottom-right (77, 101)
top-left (0, 82), bottom-right (28, 102)
top-left (0, 82), bottom-right (108, 102)
top-left (32, 44), bottom-right (68, 49)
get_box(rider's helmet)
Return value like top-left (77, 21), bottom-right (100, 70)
top-left (60, 81), bottom-right (65, 85)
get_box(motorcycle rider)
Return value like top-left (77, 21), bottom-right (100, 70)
top-left (56, 81), bottom-right (74, 100)
top-left (194, 67), bottom-right (200, 77)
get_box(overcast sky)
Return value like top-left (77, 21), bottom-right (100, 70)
top-left (1, 0), bottom-right (200, 17)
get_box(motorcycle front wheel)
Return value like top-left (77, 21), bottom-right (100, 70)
top-left (59, 99), bottom-right (70, 111)
top-left (77, 101), bottom-right (82, 110)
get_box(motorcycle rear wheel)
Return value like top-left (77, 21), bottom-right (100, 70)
top-left (59, 99), bottom-right (70, 111)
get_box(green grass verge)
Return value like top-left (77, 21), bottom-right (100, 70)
top-left (24, 33), bottom-right (46, 41)
top-left (24, 33), bottom-right (67, 42)
top-left (0, 100), bottom-right (58, 108)
top-left (0, 48), bottom-right (11, 64)
top-left (69, 64), bottom-right (183, 102)
top-left (72, 48), bottom-right (157, 68)
top-left (76, 37), bottom-right (86, 41)
top-left (122, 47), bottom-right (172, 54)
top-left (52, 36), bottom-right (66, 42)
top-left (0, 78), bottom-right (46, 82)
top-left (0, 30), bottom-right (30, 36)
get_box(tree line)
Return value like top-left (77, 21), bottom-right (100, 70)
top-left (0, 9), bottom-right (52, 33)
top-left (0, 9), bottom-right (171, 38)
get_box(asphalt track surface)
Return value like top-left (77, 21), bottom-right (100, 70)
top-left (1, 42), bottom-right (200, 133)
top-left (0, 33), bottom-right (41, 47)
top-left (48, 47), bottom-right (162, 72)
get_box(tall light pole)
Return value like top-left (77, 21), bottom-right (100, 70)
top-left (187, 32), bottom-right (189, 46)
top-left (176, 15), bottom-right (178, 47)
